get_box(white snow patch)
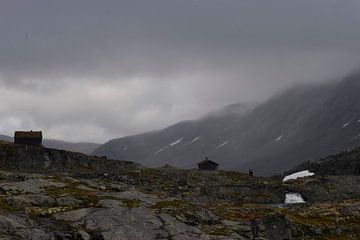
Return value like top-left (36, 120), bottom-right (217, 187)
top-left (351, 134), bottom-right (360, 141)
top-left (191, 136), bottom-right (200, 143)
top-left (154, 137), bottom-right (183, 155)
top-left (154, 146), bottom-right (168, 155)
top-left (283, 170), bottom-right (315, 182)
top-left (170, 138), bottom-right (183, 146)
top-left (217, 141), bottom-right (228, 148)
top-left (285, 193), bottom-right (305, 204)
top-left (343, 122), bottom-right (350, 128)
top-left (275, 135), bottom-right (283, 142)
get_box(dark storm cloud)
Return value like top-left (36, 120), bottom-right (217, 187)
top-left (0, 0), bottom-right (360, 141)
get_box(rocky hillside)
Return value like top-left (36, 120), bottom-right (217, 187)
top-left (0, 135), bottom-right (100, 155)
top-left (285, 146), bottom-right (360, 176)
top-left (0, 142), bottom-right (360, 239)
top-left (94, 70), bottom-right (360, 175)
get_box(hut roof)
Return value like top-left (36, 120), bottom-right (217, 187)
top-left (14, 131), bottom-right (43, 139)
top-left (197, 159), bottom-right (219, 166)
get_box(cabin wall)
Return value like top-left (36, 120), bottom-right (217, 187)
top-left (198, 162), bottom-right (218, 170)
top-left (14, 138), bottom-right (42, 146)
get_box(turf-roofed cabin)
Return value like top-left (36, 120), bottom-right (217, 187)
top-left (14, 131), bottom-right (43, 146)
top-left (198, 157), bottom-right (219, 171)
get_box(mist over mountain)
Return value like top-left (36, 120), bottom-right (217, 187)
top-left (94, 70), bottom-right (360, 175)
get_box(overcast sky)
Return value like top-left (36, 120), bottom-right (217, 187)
top-left (1, 0), bottom-right (360, 142)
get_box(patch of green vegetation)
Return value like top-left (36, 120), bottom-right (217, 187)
top-left (44, 183), bottom-right (99, 208)
top-left (284, 212), bottom-right (337, 227)
top-left (26, 206), bottom-right (71, 217)
top-left (69, 165), bottom-right (93, 172)
top-left (152, 200), bottom-right (191, 211)
top-left (275, 202), bottom-right (360, 240)
top-left (207, 203), bottom-right (273, 221)
top-left (0, 197), bottom-right (13, 212)
top-left (152, 199), bottom-right (198, 220)
top-left (120, 199), bottom-right (141, 208)
top-left (217, 171), bottom-right (250, 181)
top-left (206, 227), bottom-right (231, 236)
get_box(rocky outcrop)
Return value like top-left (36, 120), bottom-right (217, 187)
top-left (285, 146), bottom-right (360, 176)
top-left (55, 207), bottom-right (208, 240)
top-left (0, 142), bottom-right (138, 173)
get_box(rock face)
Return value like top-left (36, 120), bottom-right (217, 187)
top-left (0, 141), bottom-right (138, 173)
top-left (55, 207), bottom-right (208, 240)
top-left (94, 71), bottom-right (360, 175)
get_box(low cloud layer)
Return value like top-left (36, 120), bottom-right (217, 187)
top-left (1, 0), bottom-right (360, 142)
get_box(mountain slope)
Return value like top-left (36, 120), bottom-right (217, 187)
top-left (94, 70), bottom-right (360, 175)
top-left (94, 103), bottom-right (256, 167)
top-left (285, 146), bottom-right (360, 176)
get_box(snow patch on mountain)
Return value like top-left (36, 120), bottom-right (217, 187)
top-left (154, 137), bottom-right (183, 155)
top-left (217, 141), bottom-right (228, 148)
top-left (343, 122), bottom-right (350, 128)
top-left (283, 170), bottom-right (314, 182)
top-left (351, 134), bottom-right (360, 141)
top-left (275, 135), bottom-right (283, 142)
top-left (170, 138), bottom-right (183, 146)
top-left (285, 193), bottom-right (305, 204)
top-left (154, 146), bottom-right (169, 155)
top-left (191, 136), bottom-right (200, 143)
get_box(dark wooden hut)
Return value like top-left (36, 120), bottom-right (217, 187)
top-left (197, 157), bottom-right (219, 170)
top-left (14, 131), bottom-right (43, 146)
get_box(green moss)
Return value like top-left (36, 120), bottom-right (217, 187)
top-left (0, 197), bottom-right (13, 211)
top-left (26, 206), bottom-right (71, 216)
top-left (207, 203), bottom-right (272, 221)
top-left (69, 165), bottom-right (93, 172)
top-left (206, 227), bottom-right (231, 236)
top-left (151, 199), bottom-right (206, 225)
top-left (152, 200), bottom-right (191, 211)
top-left (44, 183), bottom-right (99, 208)
top-left (120, 199), bottom-right (141, 208)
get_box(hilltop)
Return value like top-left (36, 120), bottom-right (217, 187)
top-left (0, 141), bottom-right (137, 173)
top-left (0, 135), bottom-right (100, 155)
